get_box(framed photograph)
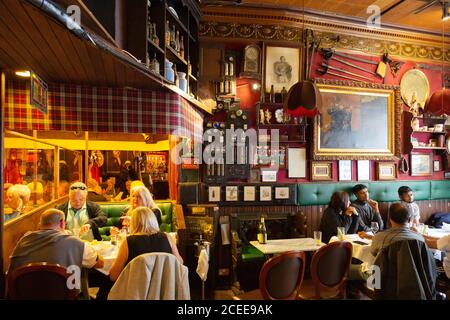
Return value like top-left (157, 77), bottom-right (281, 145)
top-left (243, 186), bottom-right (256, 202)
top-left (260, 186), bottom-right (272, 201)
top-left (225, 186), bottom-right (239, 201)
top-left (357, 160), bottom-right (370, 181)
top-left (313, 79), bottom-right (401, 160)
top-left (338, 160), bottom-right (352, 181)
top-left (264, 45), bottom-right (301, 94)
top-left (410, 153), bottom-right (432, 176)
top-left (287, 148), bottom-right (306, 178)
top-left (433, 160), bottom-right (440, 172)
top-left (248, 169), bottom-right (261, 183)
top-left (275, 187), bottom-right (290, 199)
top-left (311, 161), bottom-right (332, 181)
top-left (376, 162), bottom-right (396, 180)
top-left (208, 186), bottom-right (221, 202)
top-left (444, 171), bottom-right (450, 179)
top-left (261, 169), bottom-right (277, 182)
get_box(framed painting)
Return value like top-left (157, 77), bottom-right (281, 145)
top-left (243, 186), bottom-right (256, 202)
top-left (376, 162), bottom-right (396, 180)
top-left (225, 186), bottom-right (239, 201)
top-left (264, 44), bottom-right (301, 94)
top-left (208, 186), bottom-right (221, 202)
top-left (287, 147), bottom-right (306, 178)
top-left (433, 160), bottom-right (440, 172)
top-left (313, 79), bottom-right (401, 160)
top-left (274, 187), bottom-right (290, 199)
top-left (410, 153), bottom-right (432, 176)
top-left (311, 161), bottom-right (332, 181)
top-left (260, 186), bottom-right (272, 201)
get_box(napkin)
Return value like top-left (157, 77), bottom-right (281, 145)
top-left (442, 222), bottom-right (450, 232)
top-left (196, 248), bottom-right (209, 282)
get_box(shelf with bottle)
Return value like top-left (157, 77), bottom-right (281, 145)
top-left (165, 3), bottom-right (189, 34)
top-left (166, 45), bottom-right (188, 66)
top-left (411, 146), bottom-right (446, 150)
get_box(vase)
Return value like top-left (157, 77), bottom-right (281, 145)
top-left (178, 72), bottom-right (187, 92)
top-left (165, 59), bottom-right (174, 83)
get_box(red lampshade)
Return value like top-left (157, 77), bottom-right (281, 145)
top-left (425, 88), bottom-right (450, 116)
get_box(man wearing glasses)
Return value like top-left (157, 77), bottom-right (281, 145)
top-left (56, 182), bottom-right (107, 241)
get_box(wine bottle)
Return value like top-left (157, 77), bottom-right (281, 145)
top-left (152, 23), bottom-right (159, 46)
top-left (170, 25), bottom-right (176, 49)
top-left (180, 35), bottom-right (185, 59)
top-left (257, 217), bottom-right (267, 244)
top-left (281, 86), bottom-right (288, 102)
top-left (269, 85), bottom-right (275, 103)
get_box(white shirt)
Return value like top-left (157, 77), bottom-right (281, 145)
top-left (437, 235), bottom-right (450, 279)
top-left (400, 201), bottom-right (420, 223)
top-left (66, 202), bottom-right (89, 230)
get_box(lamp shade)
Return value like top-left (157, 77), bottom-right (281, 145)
top-left (425, 88), bottom-right (450, 116)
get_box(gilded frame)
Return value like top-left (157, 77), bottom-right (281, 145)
top-left (376, 162), bottom-right (397, 180)
top-left (311, 161), bottom-right (333, 181)
top-left (313, 79), bottom-right (402, 160)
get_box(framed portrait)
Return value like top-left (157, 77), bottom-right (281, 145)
top-left (313, 79), bottom-right (401, 160)
top-left (264, 45), bottom-right (301, 94)
top-left (243, 186), bottom-right (256, 202)
top-left (274, 187), bottom-right (290, 199)
top-left (208, 186), bottom-right (221, 202)
top-left (376, 162), bottom-right (396, 180)
top-left (338, 160), bottom-right (352, 181)
top-left (311, 161), bottom-right (332, 181)
top-left (261, 169), bottom-right (277, 182)
top-left (357, 160), bottom-right (370, 181)
top-left (287, 148), bottom-right (306, 178)
top-left (260, 186), bottom-right (272, 201)
top-left (225, 186), bottom-right (239, 201)
top-left (410, 153), bottom-right (432, 176)
top-left (248, 169), bottom-right (261, 183)
top-left (433, 160), bottom-right (440, 172)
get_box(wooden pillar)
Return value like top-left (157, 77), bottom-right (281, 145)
top-left (0, 71), bottom-right (5, 298)
top-left (115, 0), bottom-right (127, 49)
top-left (169, 135), bottom-right (179, 203)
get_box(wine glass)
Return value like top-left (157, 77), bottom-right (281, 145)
top-left (371, 222), bottom-right (379, 234)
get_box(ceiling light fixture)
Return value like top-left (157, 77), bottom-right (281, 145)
top-left (15, 70), bottom-right (31, 78)
top-left (443, 1), bottom-right (450, 21)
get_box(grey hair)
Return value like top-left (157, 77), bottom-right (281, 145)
top-left (130, 206), bottom-right (160, 234)
top-left (7, 184), bottom-right (31, 204)
top-left (40, 209), bottom-right (65, 226)
top-left (130, 186), bottom-right (159, 211)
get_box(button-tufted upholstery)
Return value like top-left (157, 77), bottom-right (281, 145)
top-left (297, 181), bottom-right (450, 206)
top-left (97, 201), bottom-right (175, 241)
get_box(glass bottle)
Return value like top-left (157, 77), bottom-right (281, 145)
top-left (258, 216), bottom-right (267, 244)
top-left (152, 23), bottom-right (159, 46)
top-left (175, 31), bottom-right (180, 53)
top-left (269, 85), bottom-right (275, 103)
top-left (280, 86), bottom-right (288, 102)
top-left (151, 53), bottom-right (160, 74)
top-left (170, 25), bottom-right (176, 49)
top-left (179, 36), bottom-right (185, 59)
top-left (165, 20), bottom-right (170, 46)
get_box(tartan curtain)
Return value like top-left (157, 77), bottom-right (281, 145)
top-left (4, 81), bottom-right (204, 141)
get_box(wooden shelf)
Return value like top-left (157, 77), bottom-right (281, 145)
top-left (189, 73), bottom-right (198, 81)
top-left (411, 146), bottom-right (446, 150)
top-left (147, 38), bottom-right (164, 55)
top-left (412, 130), bottom-right (447, 134)
top-left (258, 123), bottom-right (304, 127)
top-left (166, 45), bottom-right (188, 65)
top-left (279, 140), bottom-right (306, 144)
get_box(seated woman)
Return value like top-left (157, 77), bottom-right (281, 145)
top-left (109, 206), bottom-right (183, 280)
top-left (5, 184), bottom-right (31, 221)
top-left (86, 178), bottom-right (107, 202)
top-left (113, 185), bottom-right (163, 230)
top-left (319, 191), bottom-right (359, 243)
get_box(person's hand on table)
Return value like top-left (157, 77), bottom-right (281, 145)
top-left (358, 231), bottom-right (374, 240)
top-left (109, 227), bottom-right (120, 236)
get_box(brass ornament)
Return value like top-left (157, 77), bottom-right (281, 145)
top-left (400, 69), bottom-right (430, 114)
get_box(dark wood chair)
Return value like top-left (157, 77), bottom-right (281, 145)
top-left (234, 251), bottom-right (306, 300)
top-left (8, 263), bottom-right (79, 300)
top-left (298, 241), bottom-right (353, 300)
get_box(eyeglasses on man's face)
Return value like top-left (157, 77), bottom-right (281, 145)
top-left (70, 186), bottom-right (86, 190)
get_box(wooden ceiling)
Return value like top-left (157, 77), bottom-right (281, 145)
top-left (0, 0), bottom-right (163, 89)
top-left (206, 0), bottom-right (449, 34)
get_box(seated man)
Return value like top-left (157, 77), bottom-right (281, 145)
top-left (398, 186), bottom-right (420, 228)
top-left (424, 234), bottom-right (450, 280)
top-left (8, 209), bottom-right (104, 275)
top-left (351, 184), bottom-right (384, 232)
top-left (56, 182), bottom-right (107, 241)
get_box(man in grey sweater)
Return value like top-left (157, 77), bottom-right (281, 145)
top-left (351, 184), bottom-right (384, 232)
top-left (8, 209), bottom-right (104, 275)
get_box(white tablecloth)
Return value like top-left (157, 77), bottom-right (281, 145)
top-left (427, 228), bottom-right (450, 239)
top-left (250, 238), bottom-right (324, 255)
top-left (86, 241), bottom-right (119, 275)
top-left (329, 234), bottom-right (374, 272)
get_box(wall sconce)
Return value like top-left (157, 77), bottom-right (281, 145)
top-left (252, 82), bottom-right (261, 91)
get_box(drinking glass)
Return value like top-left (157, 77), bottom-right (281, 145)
top-left (337, 227), bottom-right (345, 241)
top-left (371, 222), bottom-right (379, 234)
top-left (313, 231), bottom-right (322, 246)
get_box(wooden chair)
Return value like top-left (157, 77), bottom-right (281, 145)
top-left (234, 251), bottom-right (306, 300)
top-left (298, 241), bottom-right (353, 300)
top-left (8, 263), bottom-right (78, 300)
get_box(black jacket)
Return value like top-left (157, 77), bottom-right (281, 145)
top-left (373, 239), bottom-right (437, 300)
top-left (56, 201), bottom-right (107, 241)
top-left (319, 207), bottom-right (360, 243)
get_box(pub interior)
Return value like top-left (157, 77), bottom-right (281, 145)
top-left (0, 0), bottom-right (449, 302)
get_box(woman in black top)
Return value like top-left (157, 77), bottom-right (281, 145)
top-left (109, 206), bottom-right (182, 281)
top-left (319, 191), bottom-right (359, 243)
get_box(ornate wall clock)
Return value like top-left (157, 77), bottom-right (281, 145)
top-left (240, 44), bottom-right (261, 78)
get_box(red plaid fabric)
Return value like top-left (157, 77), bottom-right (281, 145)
top-left (4, 81), bottom-right (204, 141)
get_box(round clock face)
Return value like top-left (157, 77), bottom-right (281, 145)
top-left (246, 46), bottom-right (258, 60)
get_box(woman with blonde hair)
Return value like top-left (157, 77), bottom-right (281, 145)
top-left (5, 184), bottom-right (31, 221)
top-left (109, 206), bottom-right (182, 278)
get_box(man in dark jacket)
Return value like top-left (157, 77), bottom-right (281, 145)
top-left (351, 184), bottom-right (384, 232)
top-left (56, 182), bottom-right (107, 241)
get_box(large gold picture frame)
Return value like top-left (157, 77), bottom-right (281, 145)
top-left (313, 79), bottom-right (402, 160)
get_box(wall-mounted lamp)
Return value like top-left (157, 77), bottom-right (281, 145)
top-left (443, 1), bottom-right (450, 21)
top-left (252, 83), bottom-right (261, 91)
top-left (15, 70), bottom-right (31, 78)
